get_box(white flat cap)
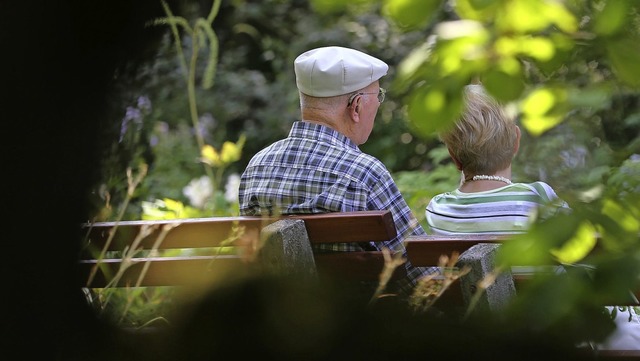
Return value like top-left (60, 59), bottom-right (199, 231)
top-left (294, 46), bottom-right (388, 97)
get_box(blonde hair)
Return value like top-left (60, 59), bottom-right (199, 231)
top-left (439, 85), bottom-right (518, 175)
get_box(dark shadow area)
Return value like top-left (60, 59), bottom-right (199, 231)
top-left (115, 274), bottom-right (590, 361)
top-left (2, 1), bottom-right (170, 359)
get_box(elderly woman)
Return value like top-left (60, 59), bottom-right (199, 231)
top-left (426, 84), bottom-right (568, 235)
top-left (426, 84), bottom-right (639, 352)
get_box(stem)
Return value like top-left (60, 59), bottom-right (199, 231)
top-left (187, 30), bottom-right (214, 182)
top-left (207, 0), bottom-right (222, 24)
top-left (160, 0), bottom-right (189, 81)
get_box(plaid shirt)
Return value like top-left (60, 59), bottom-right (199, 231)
top-left (239, 121), bottom-right (436, 292)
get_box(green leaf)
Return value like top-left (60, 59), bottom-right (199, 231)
top-left (606, 37), bottom-right (640, 88)
top-left (519, 36), bottom-right (555, 61)
top-left (520, 86), bottom-right (568, 136)
top-left (534, 33), bottom-right (574, 76)
top-left (593, 0), bottom-right (631, 36)
top-left (543, 0), bottom-right (578, 33)
top-left (453, 0), bottom-right (499, 21)
top-left (482, 65), bottom-right (525, 102)
top-left (599, 198), bottom-right (640, 248)
top-left (550, 221), bottom-right (597, 264)
top-left (495, 0), bottom-right (577, 34)
top-left (521, 114), bottom-right (564, 137)
top-left (407, 83), bottom-right (465, 138)
top-left (393, 43), bottom-right (433, 92)
top-left (497, 212), bottom-right (582, 267)
top-left (382, 0), bottom-right (441, 31)
top-left (392, 20), bottom-right (488, 96)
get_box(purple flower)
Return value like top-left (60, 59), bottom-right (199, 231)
top-left (119, 106), bottom-right (143, 142)
top-left (137, 96), bottom-right (152, 113)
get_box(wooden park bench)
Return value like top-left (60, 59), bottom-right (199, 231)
top-left (78, 210), bottom-right (402, 292)
top-left (79, 212), bottom-right (638, 308)
top-left (79, 211), bottom-right (638, 358)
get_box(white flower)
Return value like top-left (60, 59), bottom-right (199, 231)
top-left (224, 173), bottom-right (241, 204)
top-left (183, 176), bottom-right (213, 208)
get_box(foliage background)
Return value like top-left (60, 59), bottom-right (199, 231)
top-left (93, 0), bottom-right (638, 228)
top-left (92, 0), bottom-right (459, 221)
top-left (82, 0), bottom-right (640, 352)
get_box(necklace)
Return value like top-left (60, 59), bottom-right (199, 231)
top-left (469, 174), bottom-right (512, 185)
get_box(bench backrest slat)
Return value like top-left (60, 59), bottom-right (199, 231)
top-left (79, 210), bottom-right (398, 288)
top-left (83, 210), bottom-right (396, 251)
top-left (80, 256), bottom-right (250, 288)
top-left (289, 210), bottom-right (396, 243)
top-left (404, 234), bottom-right (504, 266)
top-left (84, 217), bottom-right (267, 251)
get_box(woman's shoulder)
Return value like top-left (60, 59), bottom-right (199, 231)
top-left (512, 180), bottom-right (558, 196)
top-left (512, 181), bottom-right (570, 211)
top-left (425, 190), bottom-right (462, 209)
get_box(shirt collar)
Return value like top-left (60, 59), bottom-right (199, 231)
top-left (289, 121), bottom-right (359, 151)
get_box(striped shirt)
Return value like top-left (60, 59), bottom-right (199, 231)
top-left (426, 181), bottom-right (569, 235)
top-left (239, 121), bottom-right (435, 291)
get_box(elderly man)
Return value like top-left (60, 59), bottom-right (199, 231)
top-left (238, 46), bottom-right (433, 295)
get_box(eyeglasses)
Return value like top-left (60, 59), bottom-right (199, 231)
top-left (347, 87), bottom-right (386, 107)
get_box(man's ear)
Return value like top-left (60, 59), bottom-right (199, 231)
top-left (348, 97), bottom-right (361, 122)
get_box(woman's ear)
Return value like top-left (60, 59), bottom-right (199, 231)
top-left (514, 125), bottom-right (521, 155)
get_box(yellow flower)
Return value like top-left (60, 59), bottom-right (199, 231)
top-left (220, 135), bottom-right (246, 164)
top-left (201, 135), bottom-right (246, 167)
top-left (201, 144), bottom-right (223, 167)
